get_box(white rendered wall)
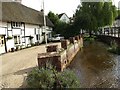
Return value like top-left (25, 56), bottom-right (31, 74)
top-left (25, 24), bottom-right (39, 36)
top-left (60, 14), bottom-right (70, 23)
top-left (25, 24), bottom-right (42, 44)
top-left (12, 28), bottom-right (21, 35)
top-left (6, 39), bottom-right (15, 51)
top-left (0, 22), bottom-right (7, 35)
top-left (0, 36), bottom-right (5, 54)
top-left (0, 46), bottom-right (5, 54)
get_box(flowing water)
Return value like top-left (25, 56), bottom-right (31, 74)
top-left (68, 41), bottom-right (120, 88)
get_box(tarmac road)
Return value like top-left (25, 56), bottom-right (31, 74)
top-left (0, 42), bottom-right (61, 88)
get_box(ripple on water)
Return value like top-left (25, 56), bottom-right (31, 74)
top-left (68, 42), bottom-right (119, 88)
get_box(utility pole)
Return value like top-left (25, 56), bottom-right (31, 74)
top-left (43, 0), bottom-right (47, 46)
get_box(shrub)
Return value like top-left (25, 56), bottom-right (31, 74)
top-left (27, 64), bottom-right (80, 88)
top-left (7, 36), bottom-right (13, 40)
top-left (27, 67), bottom-right (55, 88)
top-left (57, 69), bottom-right (80, 88)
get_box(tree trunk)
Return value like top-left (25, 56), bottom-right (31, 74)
top-left (89, 30), bottom-right (92, 37)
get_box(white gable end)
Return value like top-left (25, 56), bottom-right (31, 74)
top-left (59, 14), bottom-right (70, 23)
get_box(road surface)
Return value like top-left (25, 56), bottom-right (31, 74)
top-left (0, 42), bottom-right (61, 88)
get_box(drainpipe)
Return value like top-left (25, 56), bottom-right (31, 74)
top-left (3, 35), bottom-right (7, 53)
top-left (24, 23), bottom-right (26, 46)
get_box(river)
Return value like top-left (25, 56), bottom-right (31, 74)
top-left (68, 41), bottom-right (120, 88)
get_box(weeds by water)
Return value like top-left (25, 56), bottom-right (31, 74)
top-left (108, 40), bottom-right (120, 55)
top-left (84, 35), bottom-right (96, 43)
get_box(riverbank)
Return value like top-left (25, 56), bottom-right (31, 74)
top-left (97, 35), bottom-right (120, 55)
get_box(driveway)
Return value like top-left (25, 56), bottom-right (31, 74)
top-left (0, 42), bottom-right (61, 88)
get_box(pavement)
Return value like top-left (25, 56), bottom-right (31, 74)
top-left (0, 42), bottom-right (61, 88)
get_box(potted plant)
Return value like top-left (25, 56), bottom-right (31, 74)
top-left (7, 36), bottom-right (13, 40)
top-left (29, 36), bottom-right (34, 46)
top-left (11, 47), bottom-right (14, 52)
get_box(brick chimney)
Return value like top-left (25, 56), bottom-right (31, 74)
top-left (40, 9), bottom-right (44, 13)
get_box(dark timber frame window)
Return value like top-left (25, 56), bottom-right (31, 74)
top-left (11, 22), bottom-right (23, 28)
top-left (34, 28), bottom-right (36, 34)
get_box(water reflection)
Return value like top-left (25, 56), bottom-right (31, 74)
top-left (68, 42), bottom-right (119, 88)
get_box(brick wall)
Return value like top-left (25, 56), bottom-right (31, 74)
top-left (97, 35), bottom-right (120, 48)
top-left (37, 34), bottom-right (83, 71)
top-left (46, 45), bottom-right (58, 52)
top-left (38, 53), bottom-right (62, 71)
top-left (61, 40), bottom-right (68, 50)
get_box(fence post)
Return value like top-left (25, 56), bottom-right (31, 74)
top-left (61, 40), bottom-right (68, 50)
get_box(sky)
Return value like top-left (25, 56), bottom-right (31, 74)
top-left (22, 0), bottom-right (120, 17)
top-left (22, 0), bottom-right (80, 17)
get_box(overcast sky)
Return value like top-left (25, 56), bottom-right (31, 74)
top-left (22, 0), bottom-right (120, 17)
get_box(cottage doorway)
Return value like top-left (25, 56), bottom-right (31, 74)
top-left (0, 35), bottom-right (6, 54)
top-left (14, 36), bottom-right (20, 45)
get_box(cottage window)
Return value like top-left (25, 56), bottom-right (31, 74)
top-left (14, 36), bottom-right (20, 44)
top-left (0, 37), bottom-right (4, 45)
top-left (18, 36), bottom-right (20, 44)
top-left (12, 22), bottom-right (21, 28)
top-left (36, 34), bottom-right (39, 40)
top-left (17, 22), bottom-right (21, 27)
top-left (16, 23), bottom-right (18, 27)
top-left (16, 22), bottom-right (21, 27)
top-left (34, 28), bottom-right (36, 34)
top-left (12, 22), bottom-right (15, 27)
top-left (21, 22), bottom-right (24, 27)
top-left (2, 40), bottom-right (4, 44)
top-left (14, 36), bottom-right (17, 44)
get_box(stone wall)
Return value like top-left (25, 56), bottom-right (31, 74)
top-left (97, 35), bottom-right (120, 48)
top-left (37, 35), bottom-right (83, 71)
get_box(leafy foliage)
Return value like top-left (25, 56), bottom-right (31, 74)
top-left (48, 11), bottom-right (59, 25)
top-left (57, 69), bottom-right (80, 88)
top-left (74, 1), bottom-right (118, 36)
top-left (48, 11), bottom-right (69, 37)
top-left (27, 64), bottom-right (80, 88)
top-left (27, 67), bottom-right (55, 88)
top-left (84, 35), bottom-right (96, 42)
top-left (54, 21), bottom-right (69, 36)
top-left (47, 1), bottom-right (118, 38)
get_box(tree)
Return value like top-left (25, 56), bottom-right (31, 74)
top-left (54, 21), bottom-right (69, 36)
top-left (74, 1), bottom-right (118, 36)
top-left (118, 10), bottom-right (120, 16)
top-left (48, 11), bottom-right (59, 25)
top-left (111, 5), bottom-right (118, 20)
top-left (102, 2), bottom-right (113, 26)
top-left (48, 11), bottom-right (70, 37)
